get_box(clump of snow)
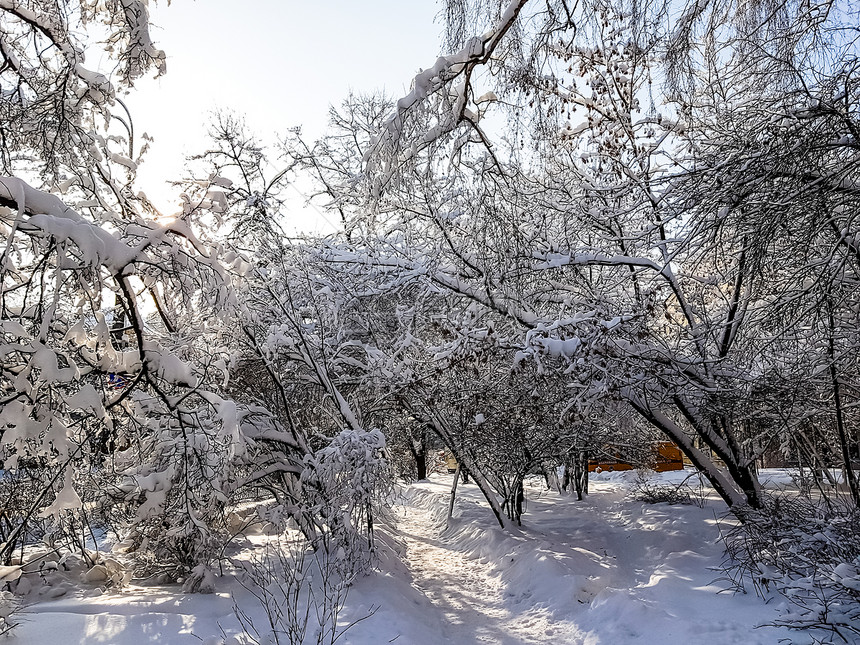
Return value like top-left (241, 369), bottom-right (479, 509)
top-left (38, 467), bottom-right (82, 519)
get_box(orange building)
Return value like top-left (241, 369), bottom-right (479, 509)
top-left (588, 442), bottom-right (685, 473)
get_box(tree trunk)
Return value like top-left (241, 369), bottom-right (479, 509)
top-left (579, 451), bottom-right (589, 495)
top-left (672, 396), bottom-right (763, 509)
top-left (447, 464), bottom-right (461, 527)
top-left (572, 455), bottom-right (584, 501)
top-left (626, 395), bottom-right (751, 511)
top-left (828, 305), bottom-right (860, 506)
top-left (409, 444), bottom-right (428, 480)
top-left (542, 461), bottom-right (561, 492)
top-left (416, 451), bottom-right (427, 480)
top-left (514, 478), bottom-right (524, 526)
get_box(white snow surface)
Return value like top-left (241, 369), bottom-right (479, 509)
top-left (9, 471), bottom-right (806, 644)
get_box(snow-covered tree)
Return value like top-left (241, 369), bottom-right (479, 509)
top-left (0, 2), bottom-right (354, 578)
top-left (338, 0), bottom-right (860, 515)
top-left (182, 121), bottom-right (398, 562)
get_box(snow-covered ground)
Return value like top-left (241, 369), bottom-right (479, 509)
top-left (8, 470), bottom-right (816, 644)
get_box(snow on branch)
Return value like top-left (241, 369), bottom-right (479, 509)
top-left (112, 0), bottom-right (167, 82)
top-left (364, 0), bottom-right (529, 192)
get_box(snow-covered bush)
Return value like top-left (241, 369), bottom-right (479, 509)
top-left (105, 393), bottom-right (243, 576)
top-left (300, 428), bottom-right (392, 569)
top-left (229, 537), bottom-right (376, 645)
top-left (630, 473), bottom-right (707, 508)
top-left (721, 495), bottom-right (860, 640)
top-left (631, 481), bottom-right (694, 506)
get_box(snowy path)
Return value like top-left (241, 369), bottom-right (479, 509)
top-left (391, 476), bottom-right (796, 645)
top-left (395, 496), bottom-right (581, 644)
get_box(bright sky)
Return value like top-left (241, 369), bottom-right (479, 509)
top-left (124, 1), bottom-right (444, 233)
